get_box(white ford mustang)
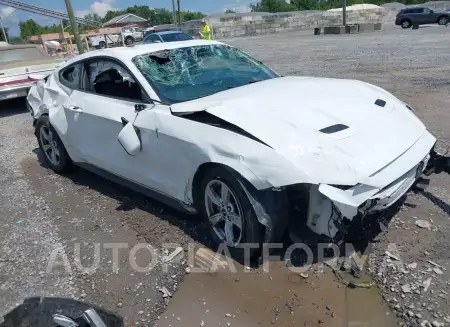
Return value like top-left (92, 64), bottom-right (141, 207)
top-left (27, 40), bottom-right (449, 256)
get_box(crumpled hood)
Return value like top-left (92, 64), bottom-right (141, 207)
top-left (171, 76), bottom-right (427, 185)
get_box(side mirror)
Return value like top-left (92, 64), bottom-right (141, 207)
top-left (118, 121), bottom-right (141, 156)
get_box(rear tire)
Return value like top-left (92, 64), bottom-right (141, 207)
top-left (199, 167), bottom-right (264, 261)
top-left (98, 41), bottom-right (106, 49)
top-left (401, 19), bottom-right (412, 28)
top-left (35, 116), bottom-right (73, 174)
top-left (125, 36), bottom-right (134, 46)
top-left (438, 16), bottom-right (449, 25)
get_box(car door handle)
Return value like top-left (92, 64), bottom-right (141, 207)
top-left (64, 105), bottom-right (83, 112)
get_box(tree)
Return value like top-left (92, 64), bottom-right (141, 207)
top-left (103, 9), bottom-right (127, 23)
top-left (19, 19), bottom-right (42, 39)
top-left (225, 9), bottom-right (236, 13)
top-left (0, 27), bottom-right (8, 42)
top-left (251, 0), bottom-right (297, 12)
top-left (181, 11), bottom-right (204, 22)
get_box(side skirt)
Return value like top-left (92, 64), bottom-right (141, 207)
top-left (75, 162), bottom-right (198, 215)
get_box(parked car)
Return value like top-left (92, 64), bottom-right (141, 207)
top-left (27, 40), bottom-right (449, 258)
top-left (88, 26), bottom-right (144, 49)
top-left (0, 44), bottom-right (62, 102)
top-left (395, 7), bottom-right (449, 28)
top-left (141, 30), bottom-right (192, 44)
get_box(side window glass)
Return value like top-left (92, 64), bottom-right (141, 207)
top-left (85, 59), bottom-right (144, 102)
top-left (423, 8), bottom-right (431, 13)
top-left (60, 64), bottom-right (81, 89)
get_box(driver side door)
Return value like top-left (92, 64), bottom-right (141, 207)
top-left (63, 58), bottom-right (160, 189)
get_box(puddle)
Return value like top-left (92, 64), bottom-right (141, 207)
top-left (159, 251), bottom-right (397, 327)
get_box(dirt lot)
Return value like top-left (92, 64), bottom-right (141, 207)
top-left (1, 26), bottom-right (450, 326)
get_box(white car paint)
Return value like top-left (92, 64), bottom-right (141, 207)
top-left (27, 40), bottom-right (437, 240)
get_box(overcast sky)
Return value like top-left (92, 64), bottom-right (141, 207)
top-left (0, 0), bottom-right (255, 37)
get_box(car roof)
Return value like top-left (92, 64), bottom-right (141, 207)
top-left (154, 30), bottom-right (187, 36)
top-left (62, 40), bottom-right (223, 67)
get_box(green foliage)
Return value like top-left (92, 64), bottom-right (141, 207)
top-left (225, 9), bottom-right (236, 13)
top-left (181, 11), bottom-right (205, 22)
top-left (103, 6), bottom-right (203, 25)
top-left (19, 19), bottom-right (64, 39)
top-left (0, 27), bottom-right (8, 42)
top-left (19, 5), bottom-right (206, 39)
top-left (250, 0), bottom-right (298, 12)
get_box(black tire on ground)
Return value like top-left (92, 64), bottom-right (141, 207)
top-left (438, 16), bottom-right (449, 25)
top-left (401, 19), bottom-right (412, 28)
top-left (35, 116), bottom-right (73, 174)
top-left (199, 166), bottom-right (264, 260)
top-left (125, 36), bottom-right (134, 46)
top-left (99, 41), bottom-right (106, 49)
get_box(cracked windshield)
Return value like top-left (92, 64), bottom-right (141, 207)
top-left (133, 45), bottom-right (278, 103)
top-left (2, 0), bottom-right (450, 327)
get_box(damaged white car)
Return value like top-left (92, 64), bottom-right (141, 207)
top-left (27, 40), bottom-right (449, 257)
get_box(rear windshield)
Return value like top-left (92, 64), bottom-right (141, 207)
top-left (0, 47), bottom-right (45, 62)
top-left (160, 33), bottom-right (192, 42)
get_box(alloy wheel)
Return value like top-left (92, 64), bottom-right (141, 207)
top-left (204, 179), bottom-right (243, 247)
top-left (40, 125), bottom-right (60, 166)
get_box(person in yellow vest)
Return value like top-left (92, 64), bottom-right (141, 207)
top-left (199, 20), bottom-right (212, 40)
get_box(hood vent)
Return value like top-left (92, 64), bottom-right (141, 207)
top-left (375, 99), bottom-right (386, 107)
top-left (319, 124), bottom-right (349, 134)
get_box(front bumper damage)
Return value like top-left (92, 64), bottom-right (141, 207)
top-left (247, 141), bottom-right (450, 244)
top-left (305, 147), bottom-right (450, 240)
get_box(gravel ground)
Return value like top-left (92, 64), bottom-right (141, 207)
top-left (1, 26), bottom-right (450, 326)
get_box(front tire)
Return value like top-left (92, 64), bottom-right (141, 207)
top-left (35, 116), bottom-right (73, 173)
top-left (199, 167), bottom-right (264, 260)
top-left (401, 19), bottom-right (412, 28)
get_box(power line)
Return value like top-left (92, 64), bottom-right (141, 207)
top-left (0, 0), bottom-right (101, 25)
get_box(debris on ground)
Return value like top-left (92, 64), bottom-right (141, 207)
top-left (384, 251), bottom-right (401, 261)
top-left (401, 284), bottom-right (412, 293)
top-left (423, 278), bottom-right (432, 292)
top-left (407, 262), bottom-right (418, 269)
top-left (415, 220), bottom-right (431, 229)
top-left (159, 287), bottom-right (173, 298)
top-left (164, 247), bottom-right (184, 263)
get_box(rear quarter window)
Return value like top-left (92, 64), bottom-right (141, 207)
top-left (59, 64), bottom-right (81, 89)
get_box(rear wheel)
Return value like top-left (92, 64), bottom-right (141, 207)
top-left (98, 41), bottom-right (106, 49)
top-left (125, 36), bottom-right (134, 46)
top-left (36, 116), bottom-right (73, 173)
top-left (401, 19), bottom-right (412, 28)
top-left (200, 167), bottom-right (264, 260)
top-left (438, 16), bottom-right (449, 25)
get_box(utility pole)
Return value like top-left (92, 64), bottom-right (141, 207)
top-left (342, 0), bottom-right (347, 27)
top-left (171, 0), bottom-right (177, 28)
top-left (0, 18), bottom-right (7, 43)
top-left (64, 0), bottom-right (84, 54)
top-left (177, 0), bottom-right (181, 27)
